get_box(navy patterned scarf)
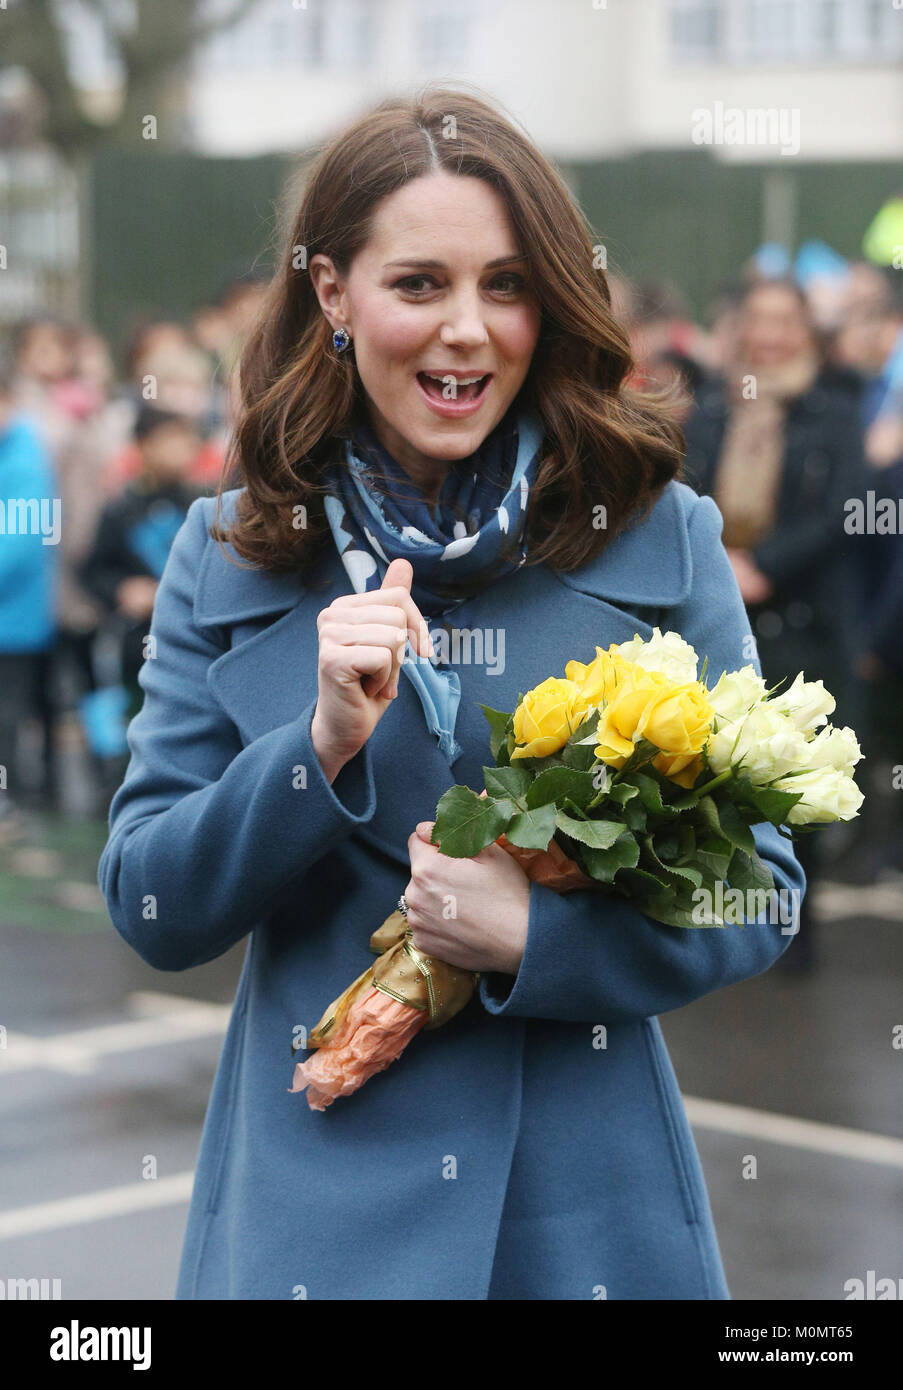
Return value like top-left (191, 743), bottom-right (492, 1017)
top-left (322, 406), bottom-right (545, 764)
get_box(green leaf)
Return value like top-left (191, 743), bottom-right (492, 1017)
top-left (694, 795), bottom-right (723, 837)
top-left (617, 866), bottom-right (676, 898)
top-left (716, 800), bottom-right (756, 852)
top-left (622, 796), bottom-right (648, 833)
top-left (642, 835), bottom-right (704, 890)
top-left (631, 771), bottom-right (679, 820)
top-left (504, 803), bottom-right (558, 851)
top-left (480, 705), bottom-right (512, 762)
top-left (565, 707), bottom-right (601, 744)
top-left (432, 786), bottom-right (515, 858)
top-left (581, 833), bottom-right (640, 882)
top-left (483, 763), bottom-right (532, 801)
top-left (637, 895), bottom-right (724, 929)
top-left (525, 765), bottom-right (597, 810)
top-left (696, 835), bottom-right (734, 879)
top-left (654, 828), bottom-right (680, 859)
top-left (554, 812), bottom-right (626, 849)
top-left (732, 773), bottom-right (804, 825)
top-left (728, 847), bottom-right (776, 895)
top-left (560, 740), bottom-right (599, 772)
top-left (676, 823), bottom-right (697, 860)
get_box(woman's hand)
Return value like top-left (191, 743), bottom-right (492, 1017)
top-left (404, 821), bottom-right (531, 976)
top-left (726, 547), bottom-right (773, 605)
top-left (311, 558), bottom-right (433, 780)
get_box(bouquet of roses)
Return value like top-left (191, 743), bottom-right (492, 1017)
top-left (290, 628), bottom-right (864, 1110)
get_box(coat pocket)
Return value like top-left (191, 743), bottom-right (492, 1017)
top-left (642, 1018), bottom-right (701, 1225)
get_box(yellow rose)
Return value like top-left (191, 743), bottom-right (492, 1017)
top-left (510, 677), bottom-right (586, 760)
top-left (594, 666), bottom-right (713, 785)
top-left (565, 646), bottom-right (629, 711)
top-left (653, 750), bottom-right (704, 790)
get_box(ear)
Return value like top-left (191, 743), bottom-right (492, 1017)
top-left (308, 253), bottom-right (349, 333)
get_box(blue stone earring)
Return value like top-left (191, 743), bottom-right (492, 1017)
top-left (332, 327), bottom-right (351, 354)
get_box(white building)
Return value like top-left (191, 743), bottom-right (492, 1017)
top-left (183, 0), bottom-right (903, 163)
top-left (35, 0), bottom-right (903, 162)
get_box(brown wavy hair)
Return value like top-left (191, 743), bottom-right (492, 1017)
top-left (214, 82), bottom-right (686, 577)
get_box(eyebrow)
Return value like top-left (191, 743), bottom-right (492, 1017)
top-left (382, 254), bottom-right (528, 270)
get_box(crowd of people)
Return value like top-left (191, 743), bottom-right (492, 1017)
top-left (625, 253), bottom-right (903, 961)
top-left (0, 252), bottom-right (900, 965)
top-left (0, 271), bottom-right (268, 832)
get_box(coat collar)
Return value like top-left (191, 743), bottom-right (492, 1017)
top-left (193, 480), bottom-right (694, 630)
top-left (196, 482), bottom-right (696, 870)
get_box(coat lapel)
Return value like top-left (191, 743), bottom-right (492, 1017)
top-left (196, 483), bottom-right (695, 868)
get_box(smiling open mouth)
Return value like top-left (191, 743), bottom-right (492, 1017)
top-left (416, 371), bottom-right (492, 404)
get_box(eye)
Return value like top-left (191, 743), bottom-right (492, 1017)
top-left (392, 271), bottom-right (528, 297)
top-left (490, 272), bottom-right (526, 294)
top-left (394, 275), bottom-right (437, 295)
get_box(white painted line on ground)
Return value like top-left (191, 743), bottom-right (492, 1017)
top-left (814, 880), bottom-right (903, 922)
top-left (0, 993), bottom-right (231, 1074)
top-left (0, 1102), bottom-right (900, 1242)
top-left (685, 1096), bottom-right (903, 1168)
top-left (0, 1173), bottom-right (195, 1241)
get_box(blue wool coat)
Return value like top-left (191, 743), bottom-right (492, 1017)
top-left (98, 479), bottom-right (805, 1301)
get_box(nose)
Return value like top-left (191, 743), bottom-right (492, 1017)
top-left (438, 287), bottom-right (490, 350)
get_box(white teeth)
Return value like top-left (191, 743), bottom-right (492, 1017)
top-left (422, 372), bottom-right (487, 386)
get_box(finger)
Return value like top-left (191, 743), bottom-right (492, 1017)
top-left (407, 829), bottom-right (435, 865)
top-left (339, 588), bottom-right (433, 660)
top-left (318, 621), bottom-right (410, 665)
top-left (322, 641), bottom-right (394, 693)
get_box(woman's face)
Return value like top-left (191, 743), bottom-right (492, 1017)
top-left (311, 173), bottom-right (542, 487)
top-left (738, 285), bottom-right (813, 369)
top-left (19, 324), bottom-right (72, 384)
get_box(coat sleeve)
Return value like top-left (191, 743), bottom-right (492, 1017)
top-left (98, 498), bottom-right (378, 972)
top-left (478, 494), bottom-right (806, 1026)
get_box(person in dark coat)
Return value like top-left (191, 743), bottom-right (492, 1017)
top-left (683, 278), bottom-right (867, 965)
top-left (832, 268), bottom-right (903, 877)
top-left (80, 404), bottom-right (203, 718)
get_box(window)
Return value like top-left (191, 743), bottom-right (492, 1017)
top-left (414, 0), bottom-right (475, 68)
top-left (670, 0), bottom-right (721, 61)
top-left (669, 0), bottom-right (903, 64)
top-left (197, 0), bottom-right (372, 73)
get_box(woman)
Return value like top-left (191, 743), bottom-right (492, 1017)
top-left (99, 88), bottom-right (804, 1300)
top-left (683, 278), bottom-right (865, 966)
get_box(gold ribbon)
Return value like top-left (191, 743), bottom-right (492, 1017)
top-left (304, 909), bottom-right (478, 1049)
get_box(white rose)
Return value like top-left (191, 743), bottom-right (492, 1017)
top-left (707, 665), bottom-right (768, 725)
top-left (774, 767), bottom-right (865, 824)
top-left (800, 724), bottom-right (864, 777)
top-left (769, 672), bottom-right (836, 733)
top-left (705, 701), bottom-right (810, 782)
top-left (613, 626), bottom-right (699, 683)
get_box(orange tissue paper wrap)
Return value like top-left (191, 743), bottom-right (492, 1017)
top-left (289, 820), bottom-right (592, 1111)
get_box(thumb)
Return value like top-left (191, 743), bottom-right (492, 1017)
top-left (381, 557), bottom-right (413, 591)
